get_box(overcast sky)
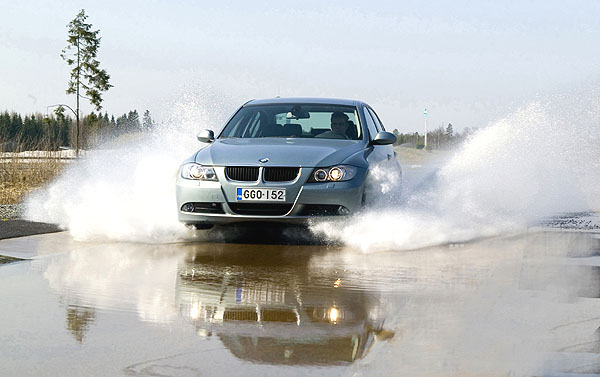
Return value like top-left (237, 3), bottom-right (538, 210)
top-left (1, 0), bottom-right (599, 132)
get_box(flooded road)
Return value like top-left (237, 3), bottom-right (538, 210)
top-left (1, 228), bottom-right (599, 376)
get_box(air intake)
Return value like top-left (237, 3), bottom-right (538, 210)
top-left (228, 203), bottom-right (293, 216)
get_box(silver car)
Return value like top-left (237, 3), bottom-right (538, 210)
top-left (176, 97), bottom-right (399, 229)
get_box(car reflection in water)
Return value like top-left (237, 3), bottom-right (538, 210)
top-left (176, 243), bottom-right (391, 365)
top-left (41, 240), bottom-right (393, 369)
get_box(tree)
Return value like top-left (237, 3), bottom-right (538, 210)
top-left (446, 123), bottom-right (454, 137)
top-left (61, 9), bottom-right (112, 156)
top-left (142, 110), bottom-right (154, 132)
top-left (116, 113), bottom-right (128, 132)
top-left (54, 105), bottom-right (66, 120)
top-left (127, 110), bottom-right (140, 131)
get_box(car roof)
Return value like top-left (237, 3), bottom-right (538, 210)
top-left (244, 97), bottom-right (363, 107)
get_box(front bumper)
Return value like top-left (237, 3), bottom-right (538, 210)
top-left (176, 166), bottom-right (365, 225)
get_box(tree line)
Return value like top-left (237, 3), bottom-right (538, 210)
top-left (392, 123), bottom-right (478, 150)
top-left (0, 109), bottom-right (155, 151)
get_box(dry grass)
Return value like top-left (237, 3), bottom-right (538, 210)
top-left (0, 152), bottom-right (68, 204)
top-left (394, 146), bottom-right (451, 165)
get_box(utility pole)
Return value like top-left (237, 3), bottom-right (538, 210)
top-left (424, 108), bottom-right (428, 149)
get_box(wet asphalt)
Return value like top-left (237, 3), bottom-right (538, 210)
top-left (0, 219), bottom-right (62, 241)
top-left (1, 227), bottom-right (599, 376)
top-left (1, 159), bottom-right (599, 376)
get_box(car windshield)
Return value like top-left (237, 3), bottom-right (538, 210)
top-left (219, 104), bottom-right (362, 140)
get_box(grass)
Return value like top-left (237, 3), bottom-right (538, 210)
top-left (394, 145), bottom-right (451, 165)
top-left (0, 151), bottom-right (68, 204)
top-left (0, 133), bottom-right (143, 205)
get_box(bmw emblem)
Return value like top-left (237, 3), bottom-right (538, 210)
top-left (259, 157), bottom-right (269, 163)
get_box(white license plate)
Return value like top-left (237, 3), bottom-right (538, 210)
top-left (236, 188), bottom-right (286, 201)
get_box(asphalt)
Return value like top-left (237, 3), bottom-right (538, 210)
top-left (0, 219), bottom-right (63, 241)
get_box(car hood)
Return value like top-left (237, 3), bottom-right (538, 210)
top-left (194, 138), bottom-right (365, 167)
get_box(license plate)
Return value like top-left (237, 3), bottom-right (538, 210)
top-left (236, 188), bottom-right (286, 201)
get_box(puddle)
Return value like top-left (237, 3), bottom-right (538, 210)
top-left (1, 230), bottom-right (599, 376)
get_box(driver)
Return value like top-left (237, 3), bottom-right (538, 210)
top-left (316, 111), bottom-right (350, 139)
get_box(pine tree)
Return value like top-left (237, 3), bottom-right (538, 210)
top-left (61, 9), bottom-right (112, 156)
top-left (142, 110), bottom-right (154, 132)
top-left (127, 110), bottom-right (140, 131)
top-left (11, 113), bottom-right (23, 140)
top-left (0, 111), bottom-right (9, 142)
top-left (116, 114), bottom-right (127, 133)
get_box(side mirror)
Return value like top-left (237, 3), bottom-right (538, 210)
top-left (197, 129), bottom-right (215, 143)
top-left (372, 131), bottom-right (396, 145)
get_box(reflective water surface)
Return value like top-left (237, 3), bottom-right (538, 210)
top-left (1, 229), bottom-right (599, 376)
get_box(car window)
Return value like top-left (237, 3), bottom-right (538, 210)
top-left (226, 111), bottom-right (263, 138)
top-left (362, 106), bottom-right (379, 139)
top-left (367, 107), bottom-right (386, 131)
top-left (219, 104), bottom-right (363, 140)
top-left (242, 112), bottom-right (262, 137)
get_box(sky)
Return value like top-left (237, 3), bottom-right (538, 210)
top-left (1, 0), bottom-right (599, 132)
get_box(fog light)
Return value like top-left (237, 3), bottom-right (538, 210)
top-left (337, 206), bottom-right (350, 216)
top-left (182, 203), bottom-right (195, 212)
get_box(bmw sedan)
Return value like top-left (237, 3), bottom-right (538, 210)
top-left (176, 97), bottom-right (400, 229)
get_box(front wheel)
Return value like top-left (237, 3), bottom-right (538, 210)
top-left (362, 162), bottom-right (403, 208)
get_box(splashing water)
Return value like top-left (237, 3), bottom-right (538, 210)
top-left (312, 93), bottom-right (600, 251)
top-left (24, 88), bottom-right (600, 245)
top-left (24, 90), bottom-right (236, 242)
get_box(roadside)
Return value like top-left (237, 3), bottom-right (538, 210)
top-left (0, 204), bottom-right (62, 241)
top-left (0, 255), bottom-right (21, 264)
top-left (0, 204), bottom-right (23, 220)
top-left (1, 149), bottom-right (68, 241)
top-left (393, 145), bottom-right (452, 166)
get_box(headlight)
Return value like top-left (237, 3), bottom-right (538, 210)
top-left (308, 165), bottom-right (357, 183)
top-left (181, 163), bottom-right (218, 181)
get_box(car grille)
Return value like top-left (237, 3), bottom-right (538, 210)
top-left (261, 309), bottom-right (298, 323)
top-left (263, 167), bottom-right (300, 182)
top-left (228, 203), bottom-right (293, 216)
top-left (225, 167), bottom-right (259, 181)
top-left (223, 308), bottom-right (258, 322)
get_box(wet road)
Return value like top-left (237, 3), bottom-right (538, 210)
top-left (1, 228), bottom-right (600, 376)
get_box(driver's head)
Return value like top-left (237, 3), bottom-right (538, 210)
top-left (330, 111), bottom-right (349, 134)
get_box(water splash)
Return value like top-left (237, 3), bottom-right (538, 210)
top-left (24, 88), bottom-right (235, 242)
top-left (24, 87), bottom-right (600, 245)
top-left (312, 92), bottom-right (600, 251)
